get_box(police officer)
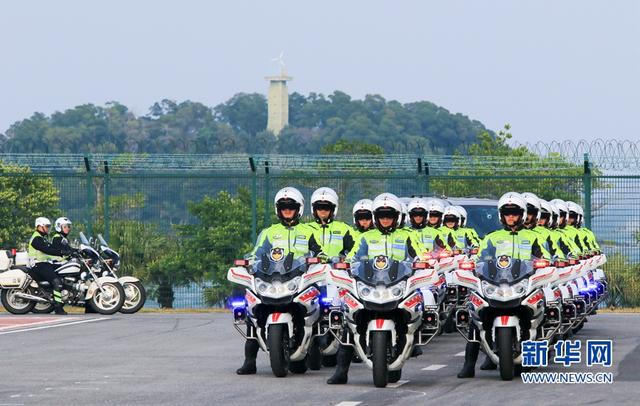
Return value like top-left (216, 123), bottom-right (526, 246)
top-left (236, 187), bottom-right (324, 375)
top-left (351, 199), bottom-right (375, 240)
top-left (407, 198), bottom-right (452, 252)
top-left (458, 192), bottom-right (549, 378)
top-left (28, 217), bottom-right (73, 315)
top-left (306, 187), bottom-right (354, 259)
top-left (327, 193), bottom-right (428, 384)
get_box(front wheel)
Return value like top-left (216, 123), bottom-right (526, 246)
top-left (89, 282), bottom-right (125, 315)
top-left (119, 281), bottom-right (146, 314)
top-left (371, 331), bottom-right (389, 388)
top-left (32, 301), bottom-right (54, 314)
top-left (497, 327), bottom-right (515, 381)
top-left (307, 337), bottom-right (322, 370)
top-left (267, 324), bottom-right (289, 377)
top-left (1, 288), bottom-right (36, 314)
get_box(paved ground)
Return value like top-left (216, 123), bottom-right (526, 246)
top-left (0, 312), bottom-right (638, 405)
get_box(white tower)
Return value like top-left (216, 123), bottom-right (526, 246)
top-left (265, 52), bottom-right (292, 136)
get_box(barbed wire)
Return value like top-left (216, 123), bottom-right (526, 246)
top-left (512, 139), bottom-right (640, 170)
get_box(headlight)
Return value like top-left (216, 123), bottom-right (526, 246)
top-left (482, 281), bottom-right (498, 297)
top-left (391, 281), bottom-right (406, 298)
top-left (357, 281), bottom-right (372, 298)
top-left (286, 277), bottom-right (301, 292)
top-left (513, 279), bottom-right (529, 295)
top-left (256, 278), bottom-right (269, 293)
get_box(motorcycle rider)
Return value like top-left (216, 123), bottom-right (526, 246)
top-left (550, 199), bottom-right (583, 256)
top-left (327, 193), bottom-right (428, 384)
top-left (456, 205), bottom-right (481, 246)
top-left (566, 201), bottom-right (600, 255)
top-left (306, 187), bottom-right (355, 259)
top-left (50, 217), bottom-right (74, 257)
top-left (458, 192), bottom-right (549, 378)
top-left (28, 217), bottom-right (73, 315)
top-left (442, 206), bottom-right (474, 251)
top-left (236, 187), bottom-right (325, 375)
top-left (351, 199), bottom-right (375, 241)
top-left (408, 198), bottom-right (452, 252)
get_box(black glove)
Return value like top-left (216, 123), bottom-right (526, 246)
top-left (61, 247), bottom-right (78, 256)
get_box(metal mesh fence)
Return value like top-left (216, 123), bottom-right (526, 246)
top-left (0, 154), bottom-right (638, 309)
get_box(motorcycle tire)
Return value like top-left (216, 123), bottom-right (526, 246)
top-left (267, 324), bottom-right (289, 378)
top-left (497, 327), bottom-right (515, 381)
top-left (89, 282), bottom-right (125, 315)
top-left (119, 281), bottom-right (147, 314)
top-left (1, 288), bottom-right (36, 314)
top-left (371, 331), bottom-right (389, 388)
top-left (307, 337), bottom-right (322, 370)
top-left (389, 369), bottom-right (402, 383)
top-left (32, 301), bottom-right (54, 314)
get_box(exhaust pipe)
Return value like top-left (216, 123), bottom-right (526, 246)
top-left (15, 292), bottom-right (50, 303)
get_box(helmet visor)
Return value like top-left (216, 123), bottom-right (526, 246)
top-left (277, 199), bottom-right (300, 211)
top-left (500, 206), bottom-right (523, 216)
top-left (313, 202), bottom-right (334, 212)
top-left (354, 210), bottom-right (372, 221)
top-left (375, 208), bottom-right (397, 219)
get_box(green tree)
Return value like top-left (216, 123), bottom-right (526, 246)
top-left (150, 188), bottom-right (258, 307)
top-left (0, 163), bottom-right (61, 248)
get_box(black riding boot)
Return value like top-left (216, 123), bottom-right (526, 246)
top-left (52, 279), bottom-right (67, 315)
top-left (457, 342), bottom-right (480, 378)
top-left (480, 355), bottom-right (497, 370)
top-left (327, 345), bottom-right (354, 384)
top-left (236, 339), bottom-right (259, 375)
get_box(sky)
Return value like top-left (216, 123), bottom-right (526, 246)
top-left (1, 0), bottom-right (638, 143)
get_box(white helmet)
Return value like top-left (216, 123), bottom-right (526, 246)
top-left (274, 187), bottom-right (304, 219)
top-left (455, 206), bottom-right (468, 227)
top-left (372, 193), bottom-right (403, 233)
top-left (443, 205), bottom-right (461, 227)
top-left (521, 192), bottom-right (542, 224)
top-left (549, 199), bottom-right (568, 226)
top-left (566, 201), bottom-right (583, 226)
top-left (35, 217), bottom-right (51, 228)
top-left (425, 198), bottom-right (445, 214)
top-left (54, 217), bottom-right (72, 233)
top-left (549, 201), bottom-right (560, 229)
top-left (497, 192), bottom-right (526, 227)
top-left (352, 198), bottom-right (373, 229)
top-left (538, 199), bottom-right (554, 227)
top-left (310, 187), bottom-right (339, 218)
top-left (407, 197), bottom-right (429, 228)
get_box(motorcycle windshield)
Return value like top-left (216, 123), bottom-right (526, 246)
top-left (251, 253), bottom-right (306, 278)
top-left (350, 256), bottom-right (413, 286)
top-left (79, 232), bottom-right (90, 246)
top-left (97, 234), bottom-right (108, 247)
top-left (477, 256), bottom-right (534, 284)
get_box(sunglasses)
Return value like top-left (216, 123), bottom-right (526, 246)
top-left (354, 212), bottom-right (373, 221)
top-left (501, 208), bottom-right (522, 216)
top-left (376, 210), bottom-right (396, 219)
top-left (277, 202), bottom-right (299, 211)
top-left (410, 210), bottom-right (427, 217)
top-left (313, 203), bottom-right (333, 211)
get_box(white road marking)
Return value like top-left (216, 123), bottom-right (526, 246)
top-left (387, 379), bottom-right (409, 388)
top-left (0, 317), bottom-right (80, 331)
top-left (455, 351), bottom-right (465, 357)
top-left (334, 403), bottom-right (361, 406)
top-left (0, 318), bottom-right (107, 335)
top-left (422, 364), bottom-right (447, 371)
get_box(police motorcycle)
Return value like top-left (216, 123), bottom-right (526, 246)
top-left (0, 240), bottom-right (125, 315)
top-left (452, 255), bottom-right (558, 380)
top-left (227, 250), bottom-right (330, 377)
top-left (91, 233), bottom-right (147, 314)
top-left (327, 255), bottom-right (440, 387)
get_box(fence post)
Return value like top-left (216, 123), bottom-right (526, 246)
top-left (83, 156), bottom-right (93, 236)
top-left (263, 161), bottom-right (270, 228)
top-left (424, 162), bottom-right (430, 196)
top-left (249, 157), bottom-right (257, 243)
top-left (103, 160), bottom-right (110, 242)
top-left (583, 153), bottom-right (592, 228)
top-left (416, 158), bottom-right (422, 197)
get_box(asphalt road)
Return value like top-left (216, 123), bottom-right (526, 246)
top-left (0, 312), bottom-right (638, 405)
